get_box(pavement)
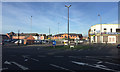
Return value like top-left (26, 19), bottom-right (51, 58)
top-left (1, 43), bottom-right (120, 72)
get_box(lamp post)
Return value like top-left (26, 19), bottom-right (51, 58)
top-left (18, 30), bottom-right (20, 46)
top-left (98, 14), bottom-right (102, 43)
top-left (65, 5), bottom-right (71, 46)
top-left (58, 22), bottom-right (59, 34)
top-left (49, 27), bottom-right (51, 40)
top-left (31, 16), bottom-right (32, 33)
top-left (31, 16), bottom-right (32, 44)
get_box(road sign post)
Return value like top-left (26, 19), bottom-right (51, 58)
top-left (53, 40), bottom-right (56, 48)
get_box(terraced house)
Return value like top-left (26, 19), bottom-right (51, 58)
top-left (89, 24), bottom-right (120, 43)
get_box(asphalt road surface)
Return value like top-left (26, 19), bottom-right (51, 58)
top-left (2, 45), bottom-right (120, 72)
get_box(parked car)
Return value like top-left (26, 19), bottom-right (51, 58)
top-left (14, 40), bottom-right (23, 44)
top-left (117, 44), bottom-right (120, 49)
top-left (74, 40), bottom-right (84, 44)
top-left (63, 40), bottom-right (68, 46)
top-left (0, 42), bottom-right (4, 45)
top-left (34, 40), bottom-right (42, 44)
top-left (11, 39), bottom-right (18, 43)
top-left (41, 40), bottom-right (47, 44)
top-left (79, 40), bottom-right (84, 43)
top-left (0, 40), bottom-right (4, 45)
top-left (4, 39), bottom-right (11, 42)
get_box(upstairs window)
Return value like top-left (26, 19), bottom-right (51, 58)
top-left (104, 28), bottom-right (107, 32)
top-left (104, 28), bottom-right (107, 30)
top-left (116, 29), bottom-right (120, 32)
top-left (110, 28), bottom-right (112, 32)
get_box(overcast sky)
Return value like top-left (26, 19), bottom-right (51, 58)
top-left (2, 2), bottom-right (118, 36)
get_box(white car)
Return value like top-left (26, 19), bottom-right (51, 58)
top-left (14, 40), bottom-right (23, 44)
top-left (79, 40), bottom-right (84, 43)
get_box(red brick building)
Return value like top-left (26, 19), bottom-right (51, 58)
top-left (24, 35), bottom-right (35, 45)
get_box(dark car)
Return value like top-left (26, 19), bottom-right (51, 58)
top-left (11, 39), bottom-right (18, 43)
top-left (117, 44), bottom-right (120, 49)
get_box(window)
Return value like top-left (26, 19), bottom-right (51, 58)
top-left (104, 28), bottom-right (107, 30)
top-left (116, 29), bottom-right (120, 32)
top-left (112, 38), bottom-right (114, 42)
top-left (110, 28), bottom-right (112, 32)
top-left (109, 38), bottom-right (111, 42)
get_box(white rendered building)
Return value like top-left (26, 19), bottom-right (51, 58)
top-left (89, 24), bottom-right (120, 43)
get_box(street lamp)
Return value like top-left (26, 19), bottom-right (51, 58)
top-left (31, 16), bottom-right (32, 44)
top-left (58, 22), bottom-right (59, 34)
top-left (98, 14), bottom-right (102, 43)
top-left (65, 5), bottom-right (71, 46)
top-left (18, 29), bottom-right (20, 46)
top-left (31, 16), bottom-right (32, 33)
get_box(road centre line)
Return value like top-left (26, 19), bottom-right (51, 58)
top-left (71, 61), bottom-right (119, 72)
top-left (50, 64), bottom-right (75, 72)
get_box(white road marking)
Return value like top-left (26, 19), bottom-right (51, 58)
top-left (105, 62), bottom-right (120, 66)
top-left (94, 64), bottom-right (106, 68)
top-left (4, 61), bottom-right (12, 65)
top-left (30, 58), bottom-right (39, 62)
top-left (69, 56), bottom-right (101, 62)
top-left (72, 61), bottom-right (119, 72)
top-left (50, 64), bottom-right (75, 72)
top-left (22, 55), bottom-right (30, 58)
top-left (97, 61), bottom-right (103, 64)
top-left (84, 56), bottom-right (120, 66)
top-left (11, 62), bottom-right (29, 70)
top-left (0, 68), bottom-right (8, 70)
top-left (24, 59), bottom-right (28, 62)
top-left (22, 55), bottom-right (39, 62)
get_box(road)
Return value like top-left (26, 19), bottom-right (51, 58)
top-left (2, 44), bottom-right (120, 72)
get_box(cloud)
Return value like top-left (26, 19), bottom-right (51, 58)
top-left (2, 2), bottom-right (118, 36)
